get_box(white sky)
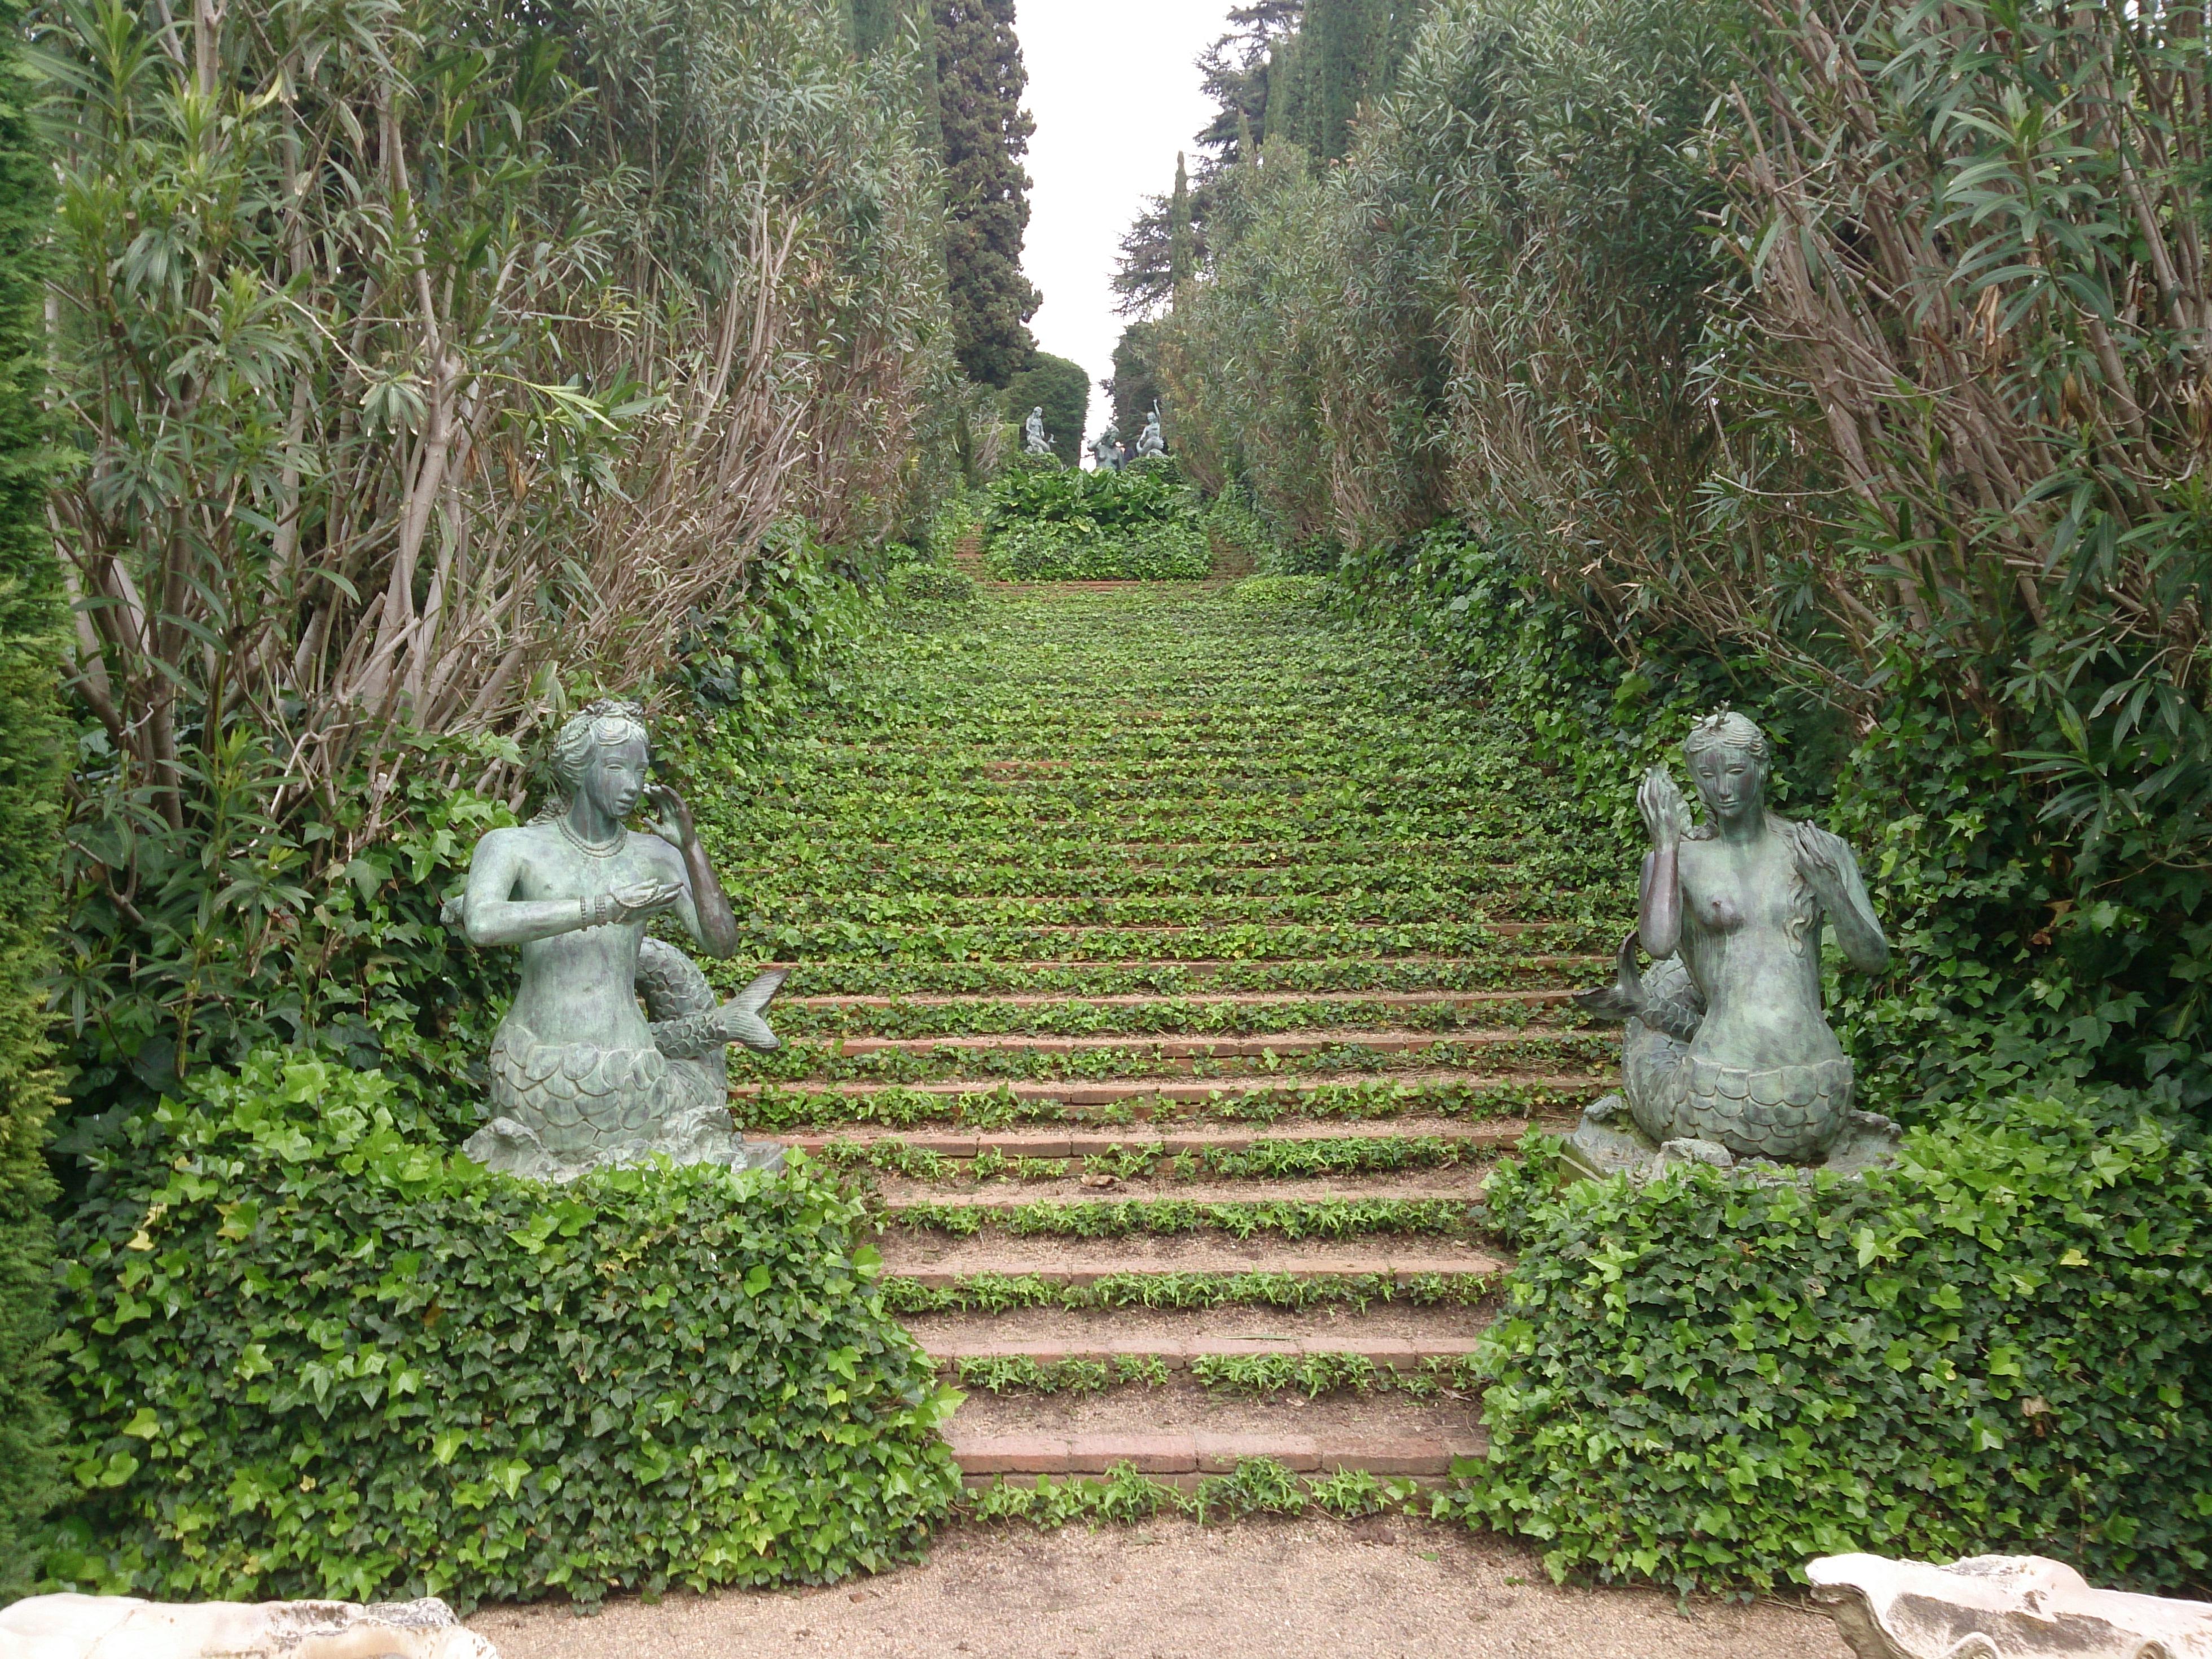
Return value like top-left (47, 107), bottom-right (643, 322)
top-left (1019, 1), bottom-right (1235, 450)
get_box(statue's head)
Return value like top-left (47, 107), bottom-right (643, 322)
top-left (552, 699), bottom-right (651, 822)
top-left (1683, 709), bottom-right (1770, 823)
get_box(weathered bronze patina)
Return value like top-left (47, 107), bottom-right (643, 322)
top-left (1570, 711), bottom-right (1898, 1177)
top-left (451, 699), bottom-right (784, 1180)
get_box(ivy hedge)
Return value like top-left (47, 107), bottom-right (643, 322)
top-left (1460, 1097), bottom-right (2212, 1595)
top-left (40, 1055), bottom-right (961, 1607)
top-left (0, 0), bottom-right (65, 1591)
top-left (982, 460), bottom-right (1212, 581)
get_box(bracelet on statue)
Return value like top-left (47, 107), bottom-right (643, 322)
top-left (577, 896), bottom-right (590, 929)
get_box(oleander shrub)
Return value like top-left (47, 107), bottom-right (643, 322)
top-left (1460, 1099), bottom-right (2212, 1595)
top-left (40, 1055), bottom-right (960, 1607)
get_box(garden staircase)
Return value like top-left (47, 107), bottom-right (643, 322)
top-left (711, 583), bottom-right (1623, 1493)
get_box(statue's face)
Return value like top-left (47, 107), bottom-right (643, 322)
top-left (1689, 744), bottom-right (1767, 822)
top-left (578, 731), bottom-right (650, 822)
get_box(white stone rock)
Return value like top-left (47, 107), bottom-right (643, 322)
top-left (1809, 1552), bottom-right (2212, 1658)
top-left (0, 1595), bottom-right (497, 1659)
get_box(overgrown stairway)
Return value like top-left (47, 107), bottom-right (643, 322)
top-left (701, 582), bottom-right (1626, 1490)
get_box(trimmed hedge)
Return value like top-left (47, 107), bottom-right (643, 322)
top-left (41, 1056), bottom-right (961, 1607)
top-left (1460, 1099), bottom-right (2212, 1595)
top-left (0, 0), bottom-right (64, 1593)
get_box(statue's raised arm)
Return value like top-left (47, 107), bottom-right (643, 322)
top-left (450, 699), bottom-right (787, 1182)
top-left (1572, 710), bottom-right (1895, 1176)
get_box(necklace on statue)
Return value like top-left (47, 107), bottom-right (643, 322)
top-left (559, 816), bottom-right (627, 858)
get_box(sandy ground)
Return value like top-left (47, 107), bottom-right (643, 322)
top-left (469, 1519), bottom-right (1849, 1659)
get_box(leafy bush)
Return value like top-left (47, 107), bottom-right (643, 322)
top-left (1459, 1100), bottom-right (2212, 1595)
top-left (988, 463), bottom-right (1196, 532)
top-left (41, 1055), bottom-right (960, 1607)
top-left (985, 521), bottom-right (1212, 582)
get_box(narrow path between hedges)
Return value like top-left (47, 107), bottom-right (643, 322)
top-left (699, 578), bottom-right (1626, 1487)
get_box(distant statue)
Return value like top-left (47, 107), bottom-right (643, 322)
top-left (1091, 427), bottom-right (1124, 472)
top-left (450, 700), bottom-right (786, 1180)
top-left (1024, 406), bottom-right (1051, 456)
top-left (1136, 405), bottom-right (1166, 459)
top-left (1569, 710), bottom-right (1897, 1175)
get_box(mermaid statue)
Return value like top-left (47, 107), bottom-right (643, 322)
top-left (449, 700), bottom-right (786, 1180)
top-left (1568, 711), bottom-right (1899, 1175)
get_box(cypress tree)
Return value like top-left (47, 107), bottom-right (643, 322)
top-left (934, 0), bottom-right (1040, 387)
top-left (1307, 0), bottom-right (1395, 160)
top-left (0, 0), bottom-right (64, 1591)
top-left (1168, 153), bottom-right (1196, 291)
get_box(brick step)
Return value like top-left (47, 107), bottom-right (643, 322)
top-left (788, 1117), bottom-right (1539, 1158)
top-left (924, 1334), bottom-right (1484, 1367)
top-left (735, 1069), bottom-right (1599, 1107)
top-left (782, 990), bottom-right (1574, 1010)
top-left (946, 1429), bottom-right (1482, 1481)
top-left (791, 1028), bottom-right (1555, 1059)
top-left (880, 1184), bottom-right (1484, 1219)
top-left (881, 1247), bottom-right (1509, 1289)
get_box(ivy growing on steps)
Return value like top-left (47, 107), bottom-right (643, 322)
top-left (39, 1056), bottom-right (962, 1607)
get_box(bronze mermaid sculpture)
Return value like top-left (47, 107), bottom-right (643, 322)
top-left (1571, 711), bottom-right (1897, 1173)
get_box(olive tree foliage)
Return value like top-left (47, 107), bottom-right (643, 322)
top-left (36, 0), bottom-right (951, 855)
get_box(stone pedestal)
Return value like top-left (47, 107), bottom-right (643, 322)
top-left (1810, 1553), bottom-right (2212, 1658)
top-left (1560, 1093), bottom-right (1901, 1183)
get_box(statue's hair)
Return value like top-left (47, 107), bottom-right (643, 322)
top-left (1683, 709), bottom-right (1769, 764)
top-left (538, 699), bottom-right (649, 816)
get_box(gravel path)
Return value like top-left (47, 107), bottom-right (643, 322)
top-left (470, 1520), bottom-right (1849, 1659)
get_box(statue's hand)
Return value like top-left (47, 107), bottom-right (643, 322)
top-left (609, 879), bottom-right (684, 923)
top-left (643, 783), bottom-right (695, 849)
top-left (1638, 766), bottom-right (1692, 849)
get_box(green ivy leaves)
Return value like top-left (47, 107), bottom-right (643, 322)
top-left (42, 1054), bottom-right (961, 1607)
top-left (1459, 1101), bottom-right (2212, 1595)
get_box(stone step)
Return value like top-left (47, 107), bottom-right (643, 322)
top-left (924, 1333), bottom-right (1484, 1368)
top-left (735, 1068), bottom-right (1599, 1107)
top-left (945, 1429), bottom-right (1482, 1481)
top-left (880, 1184), bottom-right (1485, 1221)
top-left (881, 1245), bottom-right (1510, 1289)
top-left (782, 989), bottom-right (1574, 1010)
top-left (800, 1029), bottom-right (1547, 1059)
top-left (788, 1117), bottom-right (1538, 1159)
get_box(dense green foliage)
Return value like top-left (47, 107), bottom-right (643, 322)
top-left (43, 0), bottom-right (953, 1135)
top-left (1156, 0), bottom-right (2212, 1123)
top-left (42, 1056), bottom-right (959, 1606)
top-left (1000, 353), bottom-right (1090, 467)
top-left (981, 466), bottom-right (1211, 580)
top-left (934, 0), bottom-right (1040, 385)
top-left (1467, 1103), bottom-right (2212, 1595)
top-left (0, 0), bottom-right (62, 1586)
